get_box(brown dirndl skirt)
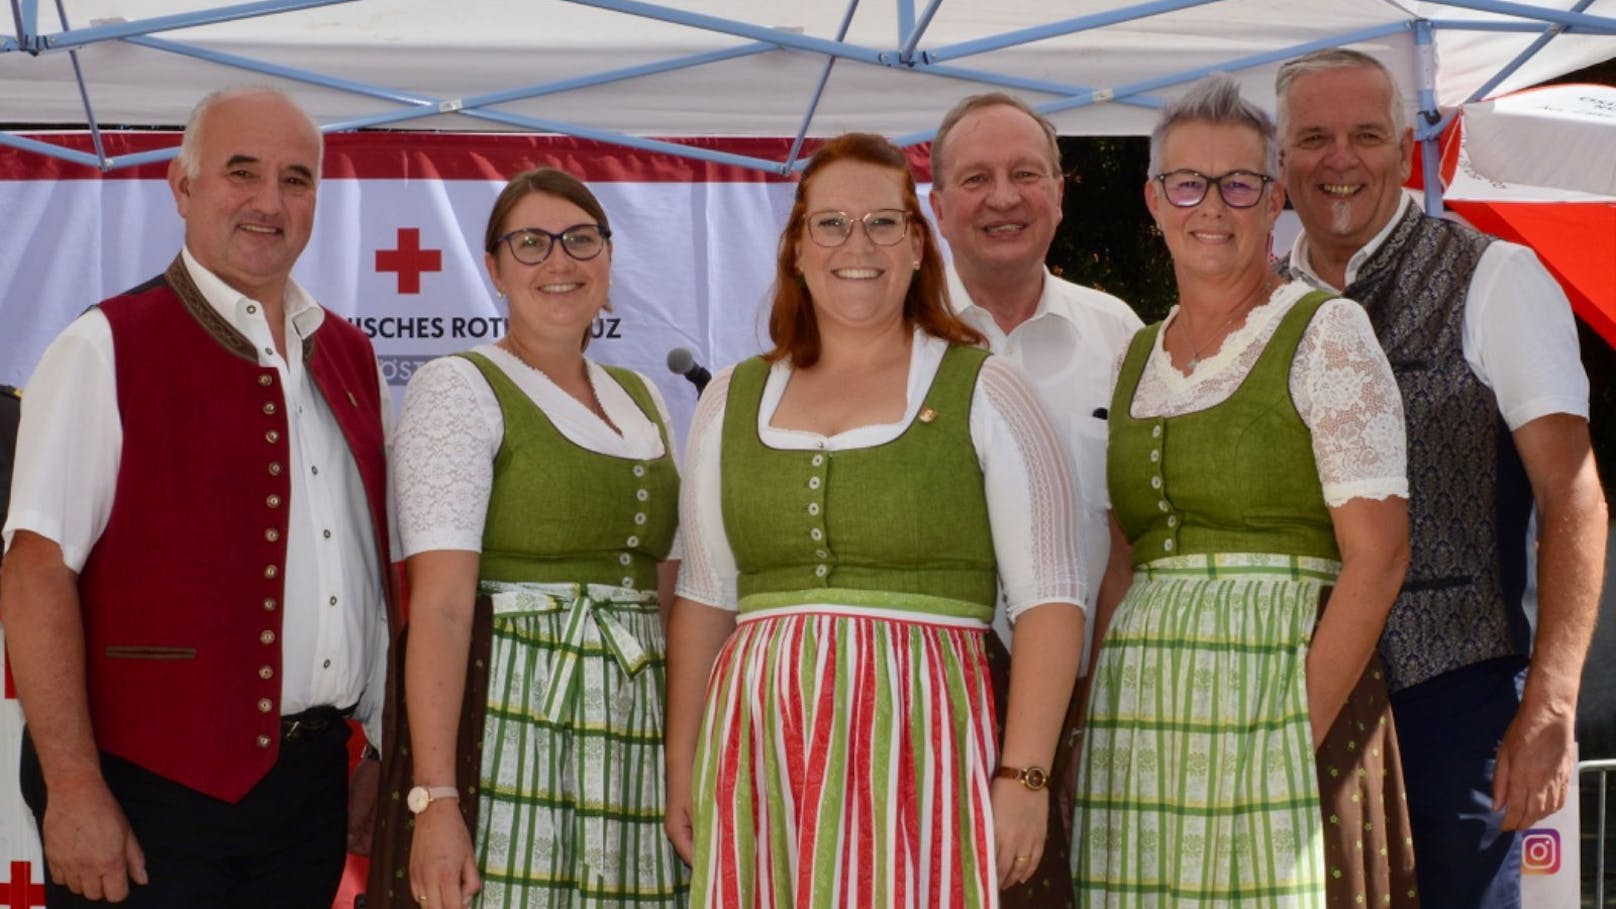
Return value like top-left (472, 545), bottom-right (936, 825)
top-left (366, 597), bottom-right (494, 909)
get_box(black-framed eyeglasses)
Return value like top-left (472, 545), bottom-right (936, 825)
top-left (492, 223), bottom-right (612, 265)
top-left (1154, 170), bottom-right (1274, 209)
top-left (804, 209), bottom-right (911, 247)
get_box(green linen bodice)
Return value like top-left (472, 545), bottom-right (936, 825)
top-left (463, 353), bottom-right (678, 590)
top-left (1108, 291), bottom-right (1340, 565)
top-left (719, 344), bottom-right (998, 618)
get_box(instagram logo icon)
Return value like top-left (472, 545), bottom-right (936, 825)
top-left (1522, 829), bottom-right (1561, 874)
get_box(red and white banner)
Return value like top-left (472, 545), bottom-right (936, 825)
top-left (0, 131), bottom-right (937, 907)
top-left (0, 133), bottom-right (870, 436)
top-left (1408, 87), bottom-right (1616, 348)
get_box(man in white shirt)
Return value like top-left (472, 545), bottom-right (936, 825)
top-left (1277, 48), bottom-right (1606, 909)
top-left (929, 92), bottom-right (1144, 905)
top-left (0, 87), bottom-right (393, 908)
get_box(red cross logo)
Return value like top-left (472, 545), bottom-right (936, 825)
top-left (0, 861), bottom-right (45, 908)
top-left (375, 228), bottom-right (442, 295)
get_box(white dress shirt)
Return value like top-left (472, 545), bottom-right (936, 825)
top-left (948, 267), bottom-right (1143, 672)
top-left (3, 248), bottom-right (390, 724)
top-left (1287, 193), bottom-right (1589, 428)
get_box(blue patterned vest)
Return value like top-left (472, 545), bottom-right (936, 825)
top-left (1291, 205), bottom-right (1533, 692)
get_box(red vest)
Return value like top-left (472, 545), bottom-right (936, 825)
top-left (78, 258), bottom-right (391, 803)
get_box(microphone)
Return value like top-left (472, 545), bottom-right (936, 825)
top-left (666, 347), bottom-right (711, 396)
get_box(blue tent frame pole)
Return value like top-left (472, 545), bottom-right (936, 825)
top-left (1425, 0), bottom-right (1616, 30)
top-left (49, 0), bottom-right (111, 167)
top-left (900, 0), bottom-right (945, 63)
top-left (561, 0), bottom-right (887, 65)
top-left (33, 0), bottom-right (354, 52)
top-left (1037, 22), bottom-right (1412, 118)
top-left (783, 0), bottom-right (864, 172)
top-left (10, 0), bottom-right (39, 49)
top-left (461, 108), bottom-right (798, 175)
top-left (1451, 0), bottom-right (1605, 104)
top-left (1430, 17), bottom-right (1616, 32)
top-left (1415, 20), bottom-right (1445, 217)
top-left (4, 0), bottom-right (1614, 176)
top-left (923, 0), bottom-right (1221, 63)
top-left (0, 131), bottom-right (103, 166)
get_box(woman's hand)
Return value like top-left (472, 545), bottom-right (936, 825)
top-left (1309, 496), bottom-right (1409, 747)
top-left (995, 602), bottom-right (1082, 888)
top-left (664, 772), bottom-right (696, 864)
top-left (991, 779), bottom-right (1050, 888)
top-left (408, 801), bottom-right (480, 907)
top-left (662, 597), bottom-right (737, 868)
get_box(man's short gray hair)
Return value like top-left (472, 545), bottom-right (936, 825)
top-left (930, 92), bottom-right (1062, 184)
top-left (1274, 48), bottom-right (1408, 139)
top-left (175, 87), bottom-right (324, 181)
top-left (1147, 74), bottom-right (1278, 177)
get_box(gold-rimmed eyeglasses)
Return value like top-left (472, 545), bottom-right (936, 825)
top-left (804, 209), bottom-right (911, 247)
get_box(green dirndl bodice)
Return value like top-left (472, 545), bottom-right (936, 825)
top-left (1073, 293), bottom-right (1338, 908)
top-left (461, 354), bottom-right (686, 908)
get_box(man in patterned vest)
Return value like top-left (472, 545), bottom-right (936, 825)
top-left (1276, 48), bottom-right (1607, 909)
top-left (1, 87), bottom-right (392, 907)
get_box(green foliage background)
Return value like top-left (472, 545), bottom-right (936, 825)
top-left (1047, 137), bottom-right (1175, 325)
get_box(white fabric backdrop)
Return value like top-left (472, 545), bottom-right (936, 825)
top-left (0, 133), bottom-right (842, 436)
top-left (0, 134), bottom-right (942, 901)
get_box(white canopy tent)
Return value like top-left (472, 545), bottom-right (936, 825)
top-left (3, 5), bottom-right (1616, 905)
top-left (4, 0), bottom-right (1616, 177)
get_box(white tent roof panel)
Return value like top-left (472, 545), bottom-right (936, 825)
top-left (3, 1), bottom-right (1613, 156)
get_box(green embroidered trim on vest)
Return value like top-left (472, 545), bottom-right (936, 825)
top-left (720, 344), bottom-right (998, 619)
top-left (1109, 291), bottom-right (1340, 565)
top-left (461, 352), bottom-right (679, 589)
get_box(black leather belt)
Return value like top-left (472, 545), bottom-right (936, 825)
top-left (280, 704), bottom-right (354, 743)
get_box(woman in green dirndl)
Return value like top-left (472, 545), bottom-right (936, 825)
top-left (1071, 77), bottom-right (1419, 907)
top-left (385, 168), bottom-right (687, 908)
top-left (664, 134), bottom-right (1086, 909)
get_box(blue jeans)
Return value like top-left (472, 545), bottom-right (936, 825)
top-left (1390, 656), bottom-right (1529, 909)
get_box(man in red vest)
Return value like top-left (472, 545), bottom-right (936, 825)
top-left (1, 87), bottom-right (392, 907)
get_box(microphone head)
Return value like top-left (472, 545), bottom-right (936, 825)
top-left (666, 347), bottom-right (696, 374)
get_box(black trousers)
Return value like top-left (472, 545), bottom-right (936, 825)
top-left (19, 721), bottom-right (350, 908)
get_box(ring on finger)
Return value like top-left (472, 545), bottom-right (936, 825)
top-left (1013, 854), bottom-right (1028, 864)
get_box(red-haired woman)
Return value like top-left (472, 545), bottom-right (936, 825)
top-left (663, 133), bottom-right (1085, 908)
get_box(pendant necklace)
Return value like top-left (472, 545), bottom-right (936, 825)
top-left (1179, 277), bottom-right (1278, 373)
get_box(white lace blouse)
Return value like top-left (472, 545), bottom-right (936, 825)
top-left (675, 331), bottom-right (1085, 622)
top-left (394, 344), bottom-right (678, 558)
top-left (1125, 280), bottom-right (1408, 507)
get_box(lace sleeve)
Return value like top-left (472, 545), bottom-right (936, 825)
top-left (973, 357), bottom-right (1085, 620)
top-left (394, 357), bottom-right (499, 557)
top-left (1291, 299), bottom-right (1409, 507)
top-left (672, 367), bottom-right (739, 610)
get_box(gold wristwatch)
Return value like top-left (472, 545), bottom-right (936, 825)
top-left (993, 764), bottom-right (1049, 791)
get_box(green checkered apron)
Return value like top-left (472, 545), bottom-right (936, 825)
top-left (473, 581), bottom-right (686, 907)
